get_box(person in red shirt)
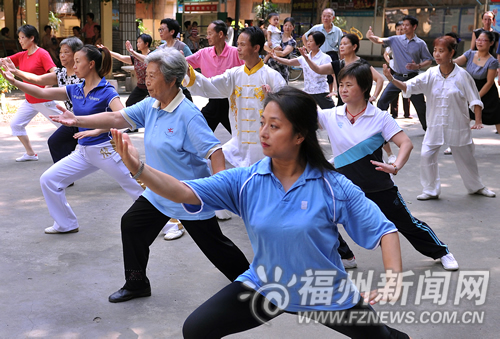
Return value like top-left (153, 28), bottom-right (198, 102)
top-left (82, 13), bottom-right (97, 44)
top-left (4, 25), bottom-right (61, 162)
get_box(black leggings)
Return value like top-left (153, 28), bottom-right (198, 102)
top-left (338, 186), bottom-right (449, 260)
top-left (183, 282), bottom-right (409, 339)
top-left (121, 196), bottom-right (250, 290)
top-left (47, 125), bottom-right (79, 163)
top-left (125, 86), bottom-right (149, 107)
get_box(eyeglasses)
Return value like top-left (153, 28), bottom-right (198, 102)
top-left (158, 28), bottom-right (166, 33)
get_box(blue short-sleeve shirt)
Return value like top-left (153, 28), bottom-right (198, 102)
top-left (65, 77), bottom-right (119, 145)
top-left (385, 35), bottom-right (433, 75)
top-left (121, 89), bottom-right (221, 220)
top-left (183, 157), bottom-right (397, 312)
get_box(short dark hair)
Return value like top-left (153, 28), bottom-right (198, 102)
top-left (342, 33), bottom-right (360, 53)
top-left (192, 21), bottom-right (198, 26)
top-left (482, 11), bottom-right (495, 20)
top-left (73, 26), bottom-right (81, 33)
top-left (44, 25), bottom-right (51, 32)
top-left (94, 25), bottom-right (101, 33)
top-left (267, 12), bottom-right (279, 21)
top-left (184, 21), bottom-right (191, 29)
top-left (160, 18), bottom-right (180, 37)
top-left (241, 26), bottom-right (265, 53)
top-left (402, 15), bottom-right (418, 27)
top-left (310, 31), bottom-right (326, 47)
top-left (138, 33), bottom-right (152, 48)
top-left (338, 61), bottom-right (373, 101)
top-left (17, 24), bottom-right (39, 45)
top-left (226, 17), bottom-right (233, 23)
top-left (264, 87), bottom-right (336, 173)
top-left (445, 32), bottom-right (461, 44)
top-left (211, 20), bottom-right (227, 36)
top-left (86, 13), bottom-right (94, 21)
top-left (0, 27), bottom-right (9, 36)
top-left (395, 21), bottom-right (403, 28)
top-left (283, 17), bottom-right (295, 27)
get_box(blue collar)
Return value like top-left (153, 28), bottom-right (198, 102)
top-left (255, 157), bottom-right (324, 182)
top-left (75, 77), bottom-right (110, 94)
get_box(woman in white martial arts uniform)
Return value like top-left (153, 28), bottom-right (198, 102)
top-left (1, 45), bottom-right (144, 234)
top-left (383, 35), bottom-right (495, 200)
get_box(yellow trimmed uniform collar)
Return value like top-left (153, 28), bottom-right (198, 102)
top-left (244, 59), bottom-right (264, 76)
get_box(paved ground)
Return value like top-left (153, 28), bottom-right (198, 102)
top-left (0, 80), bottom-right (499, 338)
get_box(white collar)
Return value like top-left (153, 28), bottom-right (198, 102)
top-left (152, 88), bottom-right (185, 113)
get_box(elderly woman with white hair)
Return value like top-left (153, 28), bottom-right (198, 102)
top-left (50, 48), bottom-right (250, 303)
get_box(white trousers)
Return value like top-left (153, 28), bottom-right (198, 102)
top-left (420, 143), bottom-right (484, 196)
top-left (40, 141), bottom-right (144, 232)
top-left (10, 100), bottom-right (61, 136)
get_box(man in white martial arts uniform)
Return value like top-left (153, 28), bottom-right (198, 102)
top-left (183, 26), bottom-right (286, 219)
top-left (184, 26), bottom-right (286, 167)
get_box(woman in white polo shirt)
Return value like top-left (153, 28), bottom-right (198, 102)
top-left (272, 31), bottom-right (335, 108)
top-left (319, 60), bottom-right (459, 271)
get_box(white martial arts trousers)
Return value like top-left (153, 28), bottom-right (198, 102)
top-left (10, 100), bottom-right (60, 136)
top-left (40, 140), bottom-right (144, 232)
top-left (420, 143), bottom-right (484, 196)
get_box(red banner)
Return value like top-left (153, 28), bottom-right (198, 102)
top-left (185, 4), bottom-right (217, 12)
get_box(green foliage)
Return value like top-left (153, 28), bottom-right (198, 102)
top-left (136, 19), bottom-right (151, 35)
top-left (0, 72), bottom-right (17, 94)
top-left (333, 16), bottom-right (347, 29)
top-left (255, 0), bottom-right (279, 21)
top-left (48, 11), bottom-right (62, 31)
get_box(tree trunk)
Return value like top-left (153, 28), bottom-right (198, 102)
top-left (316, 0), bottom-right (330, 24)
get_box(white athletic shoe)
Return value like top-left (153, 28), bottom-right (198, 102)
top-left (342, 257), bottom-right (358, 269)
top-left (417, 193), bottom-right (439, 201)
top-left (473, 188), bottom-right (496, 197)
top-left (164, 227), bottom-right (185, 240)
top-left (440, 253), bottom-right (459, 271)
top-left (443, 147), bottom-right (452, 155)
top-left (16, 153), bottom-right (38, 162)
top-left (387, 154), bottom-right (397, 165)
top-left (215, 210), bottom-right (232, 220)
top-left (44, 226), bottom-right (79, 234)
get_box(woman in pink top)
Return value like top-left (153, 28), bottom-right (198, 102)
top-left (3, 25), bottom-right (61, 162)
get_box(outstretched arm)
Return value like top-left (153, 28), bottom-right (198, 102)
top-left (98, 44), bottom-right (132, 64)
top-left (366, 26), bottom-right (386, 45)
top-left (1, 58), bottom-right (58, 86)
top-left (0, 68), bottom-right (68, 101)
top-left (50, 98), bottom-right (128, 129)
top-left (270, 50), bottom-right (300, 66)
top-left (111, 129), bottom-right (201, 204)
top-left (298, 47), bottom-right (333, 74)
top-left (382, 64), bottom-right (407, 92)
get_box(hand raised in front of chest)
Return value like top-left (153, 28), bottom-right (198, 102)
top-left (50, 105), bottom-right (79, 126)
